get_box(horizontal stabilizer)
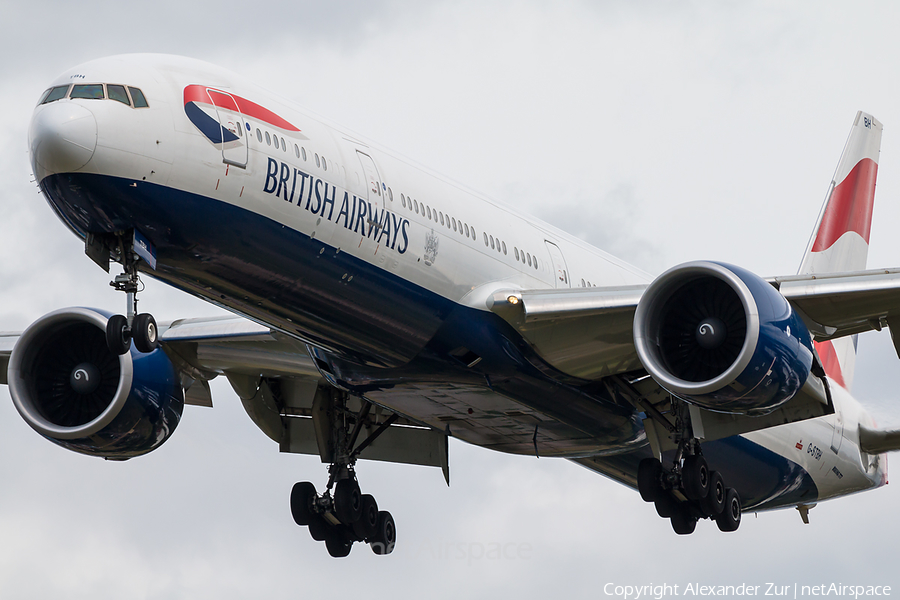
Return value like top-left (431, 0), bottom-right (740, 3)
top-left (859, 425), bottom-right (900, 453)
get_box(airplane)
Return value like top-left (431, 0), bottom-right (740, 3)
top-left (6, 53), bottom-right (900, 558)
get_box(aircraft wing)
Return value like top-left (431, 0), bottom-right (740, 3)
top-left (773, 268), bottom-right (900, 345)
top-left (0, 314), bottom-right (450, 478)
top-left (489, 267), bottom-right (900, 381)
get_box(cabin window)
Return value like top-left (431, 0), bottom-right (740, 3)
top-left (413, 199), bottom-right (419, 213)
top-left (464, 223), bottom-right (470, 237)
top-left (440, 212), bottom-right (445, 226)
top-left (401, 194), bottom-right (406, 208)
top-left (388, 188), bottom-right (393, 202)
top-left (315, 153), bottom-right (320, 168)
top-left (265, 131), bottom-right (271, 145)
top-left (470, 227), bottom-right (476, 240)
top-left (452, 218), bottom-right (457, 232)
top-left (527, 253), bottom-right (532, 267)
top-left (302, 147), bottom-right (307, 161)
top-left (490, 235), bottom-right (495, 250)
top-left (294, 144), bottom-right (300, 158)
top-left (107, 84), bottom-right (130, 106)
top-left (281, 137), bottom-right (286, 152)
top-left (515, 248), bottom-right (520, 261)
top-left (71, 84), bottom-right (104, 100)
top-left (484, 233), bottom-right (488, 246)
top-left (501, 241), bottom-right (507, 255)
top-left (426, 206), bottom-right (432, 220)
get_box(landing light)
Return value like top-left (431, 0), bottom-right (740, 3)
top-left (508, 296), bottom-right (520, 305)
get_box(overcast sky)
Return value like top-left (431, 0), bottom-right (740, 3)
top-left (2, 2), bottom-right (900, 598)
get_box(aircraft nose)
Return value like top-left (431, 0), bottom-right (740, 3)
top-left (29, 102), bottom-right (97, 179)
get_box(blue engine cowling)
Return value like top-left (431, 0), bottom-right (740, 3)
top-left (633, 261), bottom-right (815, 415)
top-left (7, 307), bottom-right (184, 459)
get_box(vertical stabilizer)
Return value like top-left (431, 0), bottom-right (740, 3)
top-left (799, 111), bottom-right (882, 391)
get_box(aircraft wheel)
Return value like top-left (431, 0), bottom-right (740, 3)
top-left (106, 314), bottom-right (131, 355)
top-left (334, 479), bottom-right (362, 525)
top-left (132, 313), bottom-right (158, 353)
top-left (716, 487), bottom-right (742, 532)
top-left (701, 471), bottom-right (726, 517)
top-left (352, 494), bottom-right (379, 541)
top-left (638, 458), bottom-right (664, 502)
top-left (682, 455), bottom-right (710, 500)
top-left (370, 510), bottom-right (396, 555)
top-left (670, 505), bottom-right (697, 535)
top-left (324, 529), bottom-right (353, 558)
top-left (290, 482), bottom-right (316, 526)
top-left (655, 493), bottom-right (679, 518)
top-left (308, 515), bottom-right (329, 541)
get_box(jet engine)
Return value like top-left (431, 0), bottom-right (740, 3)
top-left (633, 262), bottom-right (815, 415)
top-left (7, 307), bottom-right (184, 459)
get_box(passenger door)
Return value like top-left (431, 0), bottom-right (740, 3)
top-left (207, 89), bottom-right (248, 168)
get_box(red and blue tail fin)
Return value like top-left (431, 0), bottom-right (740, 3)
top-left (799, 111), bottom-right (882, 390)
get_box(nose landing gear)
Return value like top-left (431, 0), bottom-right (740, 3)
top-left (105, 233), bottom-right (158, 355)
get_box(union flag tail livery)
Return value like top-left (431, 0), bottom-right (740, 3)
top-left (799, 111), bottom-right (882, 275)
top-left (799, 111), bottom-right (882, 391)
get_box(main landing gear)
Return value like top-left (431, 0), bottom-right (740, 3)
top-left (636, 403), bottom-right (742, 534)
top-left (105, 235), bottom-right (158, 355)
top-left (291, 469), bottom-right (396, 558)
top-left (291, 391), bottom-right (397, 557)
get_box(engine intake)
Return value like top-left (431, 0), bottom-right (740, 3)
top-left (633, 262), bottom-right (814, 415)
top-left (8, 308), bottom-right (184, 459)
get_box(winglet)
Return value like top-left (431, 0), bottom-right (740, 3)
top-left (799, 111), bottom-right (882, 275)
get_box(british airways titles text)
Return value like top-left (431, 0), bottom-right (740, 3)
top-left (263, 158), bottom-right (410, 253)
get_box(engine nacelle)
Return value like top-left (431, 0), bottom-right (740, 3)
top-left (8, 308), bottom-right (184, 459)
top-left (633, 262), bottom-right (815, 415)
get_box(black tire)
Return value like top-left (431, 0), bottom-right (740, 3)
top-left (290, 482), bottom-right (316, 526)
top-left (701, 471), bottom-right (726, 517)
top-left (716, 487), bottom-right (742, 532)
top-left (352, 494), bottom-right (379, 541)
top-left (681, 455), bottom-right (710, 500)
top-left (334, 479), bottom-right (362, 525)
top-left (308, 515), bottom-right (329, 541)
top-left (670, 505), bottom-right (697, 535)
top-left (132, 313), bottom-right (159, 353)
top-left (106, 314), bottom-right (130, 355)
top-left (638, 458), bottom-right (664, 502)
top-left (370, 510), bottom-right (396, 555)
top-left (655, 493), bottom-right (679, 518)
top-left (324, 528), bottom-right (353, 558)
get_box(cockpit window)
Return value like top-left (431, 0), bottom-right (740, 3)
top-left (71, 84), bottom-right (105, 100)
top-left (128, 87), bottom-right (148, 108)
top-left (107, 84), bottom-right (131, 106)
top-left (40, 85), bottom-right (70, 105)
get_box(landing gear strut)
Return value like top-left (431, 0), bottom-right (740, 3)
top-left (636, 398), bottom-right (742, 535)
top-left (105, 233), bottom-right (158, 355)
top-left (291, 390), bottom-right (397, 557)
